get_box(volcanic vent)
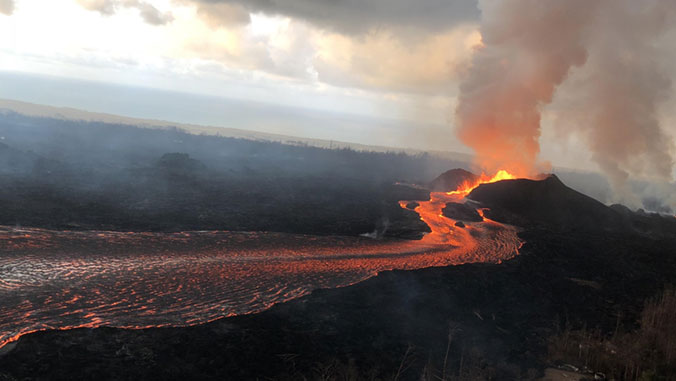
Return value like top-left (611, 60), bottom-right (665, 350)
top-left (411, 169), bottom-right (676, 239)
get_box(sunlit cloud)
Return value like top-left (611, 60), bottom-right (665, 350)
top-left (3, 0), bottom-right (483, 102)
top-left (0, 0), bottom-right (13, 15)
top-left (0, 0), bottom-right (484, 153)
top-left (314, 25), bottom-right (481, 94)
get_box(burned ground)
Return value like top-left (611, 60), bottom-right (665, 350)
top-left (2, 227), bottom-right (675, 380)
top-left (2, 175), bottom-right (676, 380)
top-left (2, 114), bottom-right (676, 380)
top-left (0, 113), bottom-right (444, 238)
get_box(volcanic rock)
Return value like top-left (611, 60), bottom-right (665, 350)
top-left (442, 202), bottom-right (483, 222)
top-left (380, 185), bottom-right (430, 239)
top-left (383, 211), bottom-right (431, 240)
top-left (156, 152), bottom-right (207, 172)
top-left (467, 174), bottom-right (623, 231)
top-left (384, 184), bottom-right (429, 203)
top-left (454, 221), bottom-right (465, 228)
top-left (4, 228), bottom-right (676, 380)
top-left (0, 142), bottom-right (42, 174)
top-left (609, 203), bottom-right (633, 215)
top-left (611, 203), bottom-right (676, 237)
top-left (428, 168), bottom-right (478, 192)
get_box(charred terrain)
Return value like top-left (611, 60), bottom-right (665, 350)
top-left (0, 112), bottom-right (446, 238)
top-left (1, 113), bottom-right (676, 380)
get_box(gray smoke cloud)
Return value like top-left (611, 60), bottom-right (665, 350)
top-left (77, 0), bottom-right (174, 25)
top-left (455, 0), bottom-right (598, 176)
top-left (456, 0), bottom-right (676, 205)
top-left (556, 1), bottom-right (676, 196)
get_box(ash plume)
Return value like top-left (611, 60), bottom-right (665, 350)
top-left (556, 1), bottom-right (676, 201)
top-left (456, 0), bottom-right (676, 194)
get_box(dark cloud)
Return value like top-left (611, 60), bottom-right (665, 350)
top-left (190, 0), bottom-right (480, 33)
top-left (0, 0), bottom-right (14, 15)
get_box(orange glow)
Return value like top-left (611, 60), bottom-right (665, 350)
top-left (399, 169), bottom-right (521, 246)
top-left (0, 221), bottom-right (521, 349)
top-left (446, 169), bottom-right (516, 198)
top-left (0, 171), bottom-right (523, 350)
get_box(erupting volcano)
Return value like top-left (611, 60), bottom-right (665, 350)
top-left (3, 0), bottom-right (676, 378)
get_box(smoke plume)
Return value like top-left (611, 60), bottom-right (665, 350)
top-left (456, 0), bottom-right (676, 188)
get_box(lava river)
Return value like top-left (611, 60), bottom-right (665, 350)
top-left (0, 177), bottom-right (521, 349)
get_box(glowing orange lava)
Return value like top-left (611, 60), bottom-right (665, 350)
top-left (0, 169), bottom-right (523, 350)
top-left (445, 169), bottom-right (516, 198)
top-left (0, 221), bottom-right (522, 349)
top-left (400, 169), bottom-right (519, 245)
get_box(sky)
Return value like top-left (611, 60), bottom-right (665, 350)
top-left (0, 0), bottom-right (674, 175)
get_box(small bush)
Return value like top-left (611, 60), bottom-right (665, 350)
top-left (548, 287), bottom-right (676, 380)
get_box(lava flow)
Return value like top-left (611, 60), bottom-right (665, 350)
top-left (400, 169), bottom-right (518, 245)
top-left (0, 170), bottom-right (523, 351)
